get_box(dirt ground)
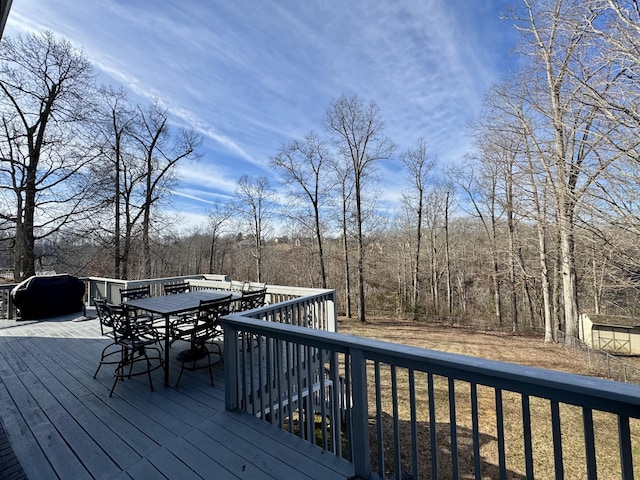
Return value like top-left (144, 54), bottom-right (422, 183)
top-left (337, 316), bottom-right (607, 378)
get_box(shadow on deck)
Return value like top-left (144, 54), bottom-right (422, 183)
top-left (0, 313), bottom-right (354, 480)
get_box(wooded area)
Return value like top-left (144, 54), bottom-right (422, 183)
top-left (2, 1), bottom-right (640, 345)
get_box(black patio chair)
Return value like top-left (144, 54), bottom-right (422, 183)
top-left (108, 303), bottom-right (165, 397)
top-left (93, 297), bottom-right (121, 378)
top-left (171, 295), bottom-right (232, 387)
top-left (236, 287), bottom-right (267, 312)
top-left (120, 284), bottom-right (164, 338)
top-left (120, 284), bottom-right (152, 301)
top-left (164, 282), bottom-right (190, 295)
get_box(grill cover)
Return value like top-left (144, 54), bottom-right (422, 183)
top-left (11, 274), bottom-right (85, 320)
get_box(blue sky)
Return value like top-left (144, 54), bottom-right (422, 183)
top-left (5, 0), bottom-right (520, 230)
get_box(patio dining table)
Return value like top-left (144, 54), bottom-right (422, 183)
top-left (124, 290), bottom-right (240, 386)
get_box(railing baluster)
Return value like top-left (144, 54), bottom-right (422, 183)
top-left (265, 335), bottom-right (274, 425)
top-left (449, 378), bottom-right (459, 480)
top-left (296, 342), bottom-right (304, 439)
top-left (551, 400), bottom-right (564, 479)
top-left (392, 365), bottom-right (401, 480)
top-left (319, 349), bottom-right (328, 451)
top-left (522, 394), bottom-right (534, 479)
top-left (428, 372), bottom-right (438, 479)
top-left (257, 332), bottom-right (264, 418)
top-left (471, 383), bottom-right (481, 480)
top-left (241, 331), bottom-right (249, 412)
top-left (286, 340), bottom-right (294, 434)
top-left (248, 331), bottom-right (256, 416)
top-left (329, 351), bottom-right (342, 456)
top-left (495, 388), bottom-right (506, 480)
top-left (274, 337), bottom-right (282, 428)
top-left (375, 361), bottom-right (385, 478)
top-left (305, 343), bottom-right (314, 441)
top-left (409, 369), bottom-right (419, 480)
top-left (619, 415), bottom-right (633, 480)
top-left (583, 407), bottom-right (597, 480)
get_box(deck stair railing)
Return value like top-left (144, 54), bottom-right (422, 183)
top-left (222, 310), bottom-right (640, 480)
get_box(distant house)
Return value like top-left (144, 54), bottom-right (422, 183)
top-left (579, 313), bottom-right (640, 355)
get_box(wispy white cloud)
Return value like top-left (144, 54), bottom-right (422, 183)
top-left (5, 0), bottom-right (517, 219)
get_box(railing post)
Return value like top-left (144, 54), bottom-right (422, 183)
top-left (223, 321), bottom-right (240, 411)
top-left (327, 292), bottom-right (337, 332)
top-left (350, 348), bottom-right (370, 479)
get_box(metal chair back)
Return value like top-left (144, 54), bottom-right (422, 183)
top-left (120, 285), bottom-right (151, 301)
top-left (164, 282), bottom-right (190, 295)
top-left (237, 288), bottom-right (267, 311)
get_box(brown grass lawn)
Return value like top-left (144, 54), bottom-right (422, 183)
top-left (337, 316), bottom-right (639, 480)
top-left (338, 317), bottom-right (602, 376)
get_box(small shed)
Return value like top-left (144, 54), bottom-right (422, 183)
top-left (578, 313), bottom-right (640, 355)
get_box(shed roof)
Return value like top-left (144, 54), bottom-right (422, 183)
top-left (586, 313), bottom-right (640, 328)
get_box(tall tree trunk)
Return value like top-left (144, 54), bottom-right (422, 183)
top-left (413, 208), bottom-right (422, 318)
top-left (113, 117), bottom-right (122, 279)
top-left (429, 227), bottom-right (438, 313)
top-left (559, 208), bottom-right (579, 343)
top-left (342, 200), bottom-right (352, 319)
top-left (445, 191), bottom-right (453, 317)
top-left (355, 177), bottom-right (366, 323)
top-left (143, 163), bottom-right (152, 279)
top-left (491, 248), bottom-right (502, 327)
top-left (538, 222), bottom-right (554, 342)
top-left (505, 168), bottom-right (518, 333)
top-left (21, 146), bottom-right (39, 279)
top-left (315, 208), bottom-right (327, 288)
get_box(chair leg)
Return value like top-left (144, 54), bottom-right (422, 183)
top-left (94, 341), bottom-right (120, 378)
top-left (207, 354), bottom-right (214, 386)
top-left (109, 345), bottom-right (163, 396)
top-left (175, 364), bottom-right (185, 388)
top-left (109, 345), bottom-right (129, 397)
top-left (175, 344), bottom-right (217, 387)
top-left (144, 350), bottom-right (155, 392)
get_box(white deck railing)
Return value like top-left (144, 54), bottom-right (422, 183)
top-left (222, 304), bottom-right (640, 480)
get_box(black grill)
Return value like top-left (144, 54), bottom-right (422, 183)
top-left (11, 274), bottom-right (85, 320)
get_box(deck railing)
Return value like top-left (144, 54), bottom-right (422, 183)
top-left (221, 307), bottom-right (640, 480)
top-left (1, 274), bottom-right (334, 320)
top-left (1, 274), bottom-right (254, 319)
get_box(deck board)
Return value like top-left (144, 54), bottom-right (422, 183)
top-left (0, 314), bottom-right (355, 480)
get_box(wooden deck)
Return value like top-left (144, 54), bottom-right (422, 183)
top-left (0, 313), bottom-right (355, 480)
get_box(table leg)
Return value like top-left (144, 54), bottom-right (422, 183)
top-left (164, 313), bottom-right (170, 386)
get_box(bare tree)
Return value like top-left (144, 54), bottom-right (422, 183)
top-left (93, 86), bottom-right (136, 278)
top-left (400, 138), bottom-right (436, 318)
top-left (326, 94), bottom-right (395, 322)
top-left (331, 158), bottom-right (355, 318)
top-left (443, 188), bottom-right (455, 317)
top-left (271, 132), bottom-right (331, 288)
top-left (452, 159), bottom-right (504, 327)
top-left (0, 31), bottom-right (98, 280)
top-left (515, 0), bottom-right (613, 343)
top-left (206, 200), bottom-right (233, 274)
top-left (131, 100), bottom-right (202, 278)
top-left (235, 175), bottom-right (274, 283)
